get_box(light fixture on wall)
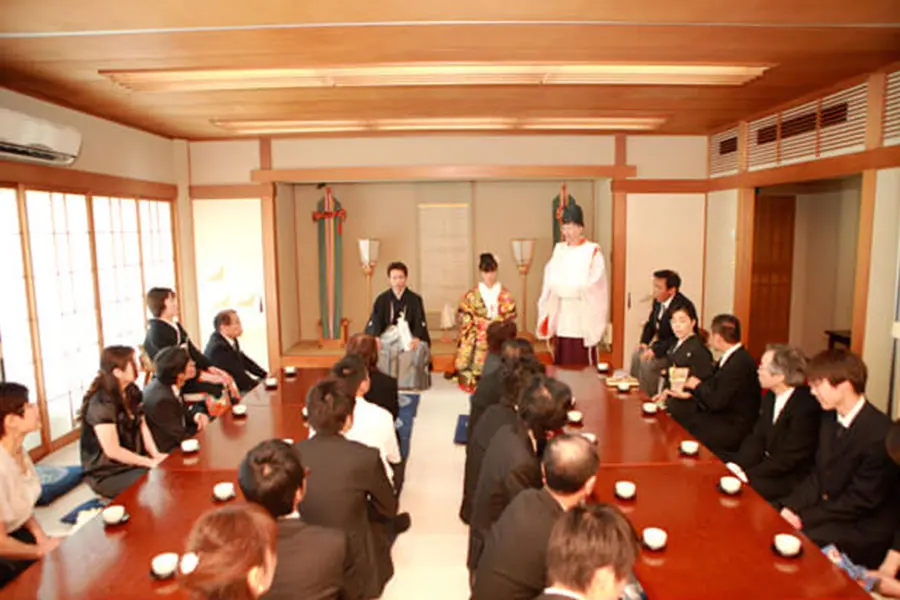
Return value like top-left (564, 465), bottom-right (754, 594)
top-left (103, 63), bottom-right (770, 92)
top-left (511, 238), bottom-right (536, 340)
top-left (358, 239), bottom-right (380, 311)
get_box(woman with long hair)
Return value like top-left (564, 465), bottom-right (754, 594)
top-left (345, 332), bottom-right (399, 420)
top-left (79, 345), bottom-right (166, 498)
top-left (452, 253), bottom-right (517, 392)
top-left (0, 383), bottom-right (60, 587)
top-left (179, 503), bottom-right (278, 600)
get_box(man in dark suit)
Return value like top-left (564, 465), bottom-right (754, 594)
top-left (537, 504), bottom-right (640, 600)
top-left (295, 379), bottom-right (398, 599)
top-left (142, 347), bottom-right (209, 453)
top-left (143, 287), bottom-right (235, 398)
top-left (472, 434), bottom-right (598, 600)
top-left (460, 349), bottom-right (545, 525)
top-left (468, 337), bottom-right (532, 442)
top-left (467, 376), bottom-right (571, 579)
top-left (238, 439), bottom-right (357, 600)
top-left (365, 262), bottom-right (431, 346)
top-left (680, 314), bottom-right (761, 458)
top-left (630, 270), bottom-right (697, 395)
top-left (729, 344), bottom-right (821, 503)
top-left (865, 420), bottom-right (900, 596)
top-left (204, 309), bottom-right (267, 393)
top-left (780, 350), bottom-right (899, 569)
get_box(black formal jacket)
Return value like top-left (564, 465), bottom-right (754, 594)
top-left (639, 291), bottom-right (697, 358)
top-left (781, 402), bottom-right (897, 540)
top-left (460, 404), bottom-right (518, 524)
top-left (467, 364), bottom-right (505, 439)
top-left (365, 288), bottom-right (431, 344)
top-left (689, 346), bottom-right (762, 455)
top-left (468, 422), bottom-right (542, 571)
top-left (203, 331), bottom-right (267, 392)
top-left (265, 518), bottom-right (357, 600)
top-left (534, 594), bottom-right (579, 600)
top-left (295, 434), bottom-right (397, 599)
top-left (141, 378), bottom-right (206, 453)
top-left (144, 318), bottom-right (211, 370)
top-left (662, 335), bottom-right (714, 427)
top-left (472, 488), bottom-right (563, 600)
top-left (734, 386), bottom-right (821, 502)
top-left (365, 368), bottom-right (400, 420)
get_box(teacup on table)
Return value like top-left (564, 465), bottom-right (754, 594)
top-left (680, 440), bottom-right (700, 456)
top-left (213, 482), bottom-right (236, 501)
top-left (231, 404), bottom-right (248, 417)
top-left (284, 366), bottom-right (298, 377)
top-left (615, 480), bottom-right (636, 500)
top-left (567, 410), bottom-right (583, 424)
top-left (264, 377), bottom-right (279, 389)
top-left (641, 402), bottom-right (659, 415)
top-left (719, 475), bottom-right (742, 495)
top-left (282, 438), bottom-right (295, 446)
top-left (596, 362), bottom-right (610, 373)
top-left (181, 439), bottom-right (199, 453)
top-left (616, 381), bottom-right (631, 393)
top-left (151, 552), bottom-right (179, 579)
top-left (102, 504), bottom-right (127, 525)
top-left (773, 533), bottom-right (802, 557)
top-left (642, 527), bottom-right (668, 551)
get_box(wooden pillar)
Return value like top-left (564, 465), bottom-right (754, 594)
top-left (260, 185), bottom-right (282, 372)
top-left (612, 134), bottom-right (628, 368)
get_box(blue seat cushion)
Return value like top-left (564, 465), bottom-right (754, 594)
top-left (36, 465), bottom-right (83, 506)
top-left (454, 414), bottom-right (469, 445)
top-left (60, 498), bottom-right (107, 525)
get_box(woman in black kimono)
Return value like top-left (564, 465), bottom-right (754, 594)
top-left (653, 304), bottom-right (714, 428)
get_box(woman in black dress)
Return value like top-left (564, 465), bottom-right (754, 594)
top-left (79, 345), bottom-right (166, 498)
top-left (653, 305), bottom-right (714, 428)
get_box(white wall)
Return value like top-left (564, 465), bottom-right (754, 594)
top-left (627, 136), bottom-right (708, 179)
top-left (0, 88), bottom-right (175, 183)
top-left (789, 188), bottom-right (860, 355)
top-left (189, 140), bottom-right (260, 184)
top-left (275, 183), bottom-right (301, 350)
top-left (704, 190), bottom-right (738, 323)
top-left (863, 168), bottom-right (900, 414)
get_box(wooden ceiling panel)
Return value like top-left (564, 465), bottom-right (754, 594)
top-left (2, 0), bottom-right (899, 34)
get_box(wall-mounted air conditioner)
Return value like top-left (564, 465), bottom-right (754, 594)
top-left (0, 107), bottom-right (82, 166)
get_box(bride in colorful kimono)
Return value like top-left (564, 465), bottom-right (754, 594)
top-left (452, 253), bottom-right (517, 392)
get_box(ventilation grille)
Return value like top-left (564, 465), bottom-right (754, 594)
top-left (746, 82), bottom-right (867, 171)
top-left (885, 70), bottom-right (900, 147)
top-left (709, 126), bottom-right (739, 177)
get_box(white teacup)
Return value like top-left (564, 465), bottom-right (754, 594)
top-left (282, 438), bottom-right (294, 445)
top-left (151, 552), bottom-right (179, 579)
top-left (719, 475), bottom-right (742, 495)
top-left (181, 439), bottom-right (199, 453)
top-left (231, 404), bottom-right (248, 417)
top-left (580, 432), bottom-right (597, 444)
top-left (617, 381), bottom-right (631, 393)
top-left (596, 362), bottom-right (610, 373)
top-left (615, 480), bottom-right (636, 500)
top-left (264, 377), bottom-right (278, 389)
top-left (213, 482), bottom-right (235, 501)
top-left (642, 402), bottom-right (659, 415)
top-left (102, 504), bottom-right (126, 525)
top-left (774, 533), bottom-right (802, 557)
top-left (302, 406), bottom-right (308, 418)
top-left (567, 410), bottom-right (583, 424)
top-left (284, 366), bottom-right (298, 377)
top-left (680, 440), bottom-right (700, 455)
top-left (642, 527), bottom-right (668, 551)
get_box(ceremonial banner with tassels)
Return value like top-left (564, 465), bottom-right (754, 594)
top-left (552, 183), bottom-right (579, 244)
top-left (313, 187), bottom-right (346, 339)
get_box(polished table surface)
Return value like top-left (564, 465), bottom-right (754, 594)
top-left (593, 464), bottom-right (868, 600)
top-left (1, 367), bottom-right (870, 599)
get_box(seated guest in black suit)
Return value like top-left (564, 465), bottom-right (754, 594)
top-left (295, 379), bottom-right (397, 599)
top-left (652, 304), bottom-right (714, 426)
top-left (630, 269), bottom-right (697, 396)
top-left (238, 439), bottom-right (355, 600)
top-left (179, 503), bottom-right (278, 600)
top-left (862, 420), bottom-right (900, 597)
top-left (680, 314), bottom-right (761, 458)
top-left (780, 350), bottom-right (897, 568)
top-left (460, 346), bottom-right (545, 525)
top-left (204, 309), bottom-right (267, 393)
top-left (143, 347), bottom-right (210, 453)
top-left (467, 376), bottom-right (571, 579)
top-left (79, 346), bottom-right (166, 497)
top-left (468, 334), bottom-right (530, 439)
top-left (0, 383), bottom-right (60, 587)
top-left (728, 344), bottom-right (820, 503)
top-left (472, 434), bottom-right (598, 600)
top-left (143, 287), bottom-right (235, 401)
top-left (346, 333), bottom-right (399, 420)
top-left (537, 504), bottom-right (640, 600)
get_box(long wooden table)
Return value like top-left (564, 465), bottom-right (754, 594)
top-left (1, 367), bottom-right (870, 599)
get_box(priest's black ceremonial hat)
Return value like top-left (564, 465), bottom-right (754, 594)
top-left (560, 203), bottom-right (584, 226)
